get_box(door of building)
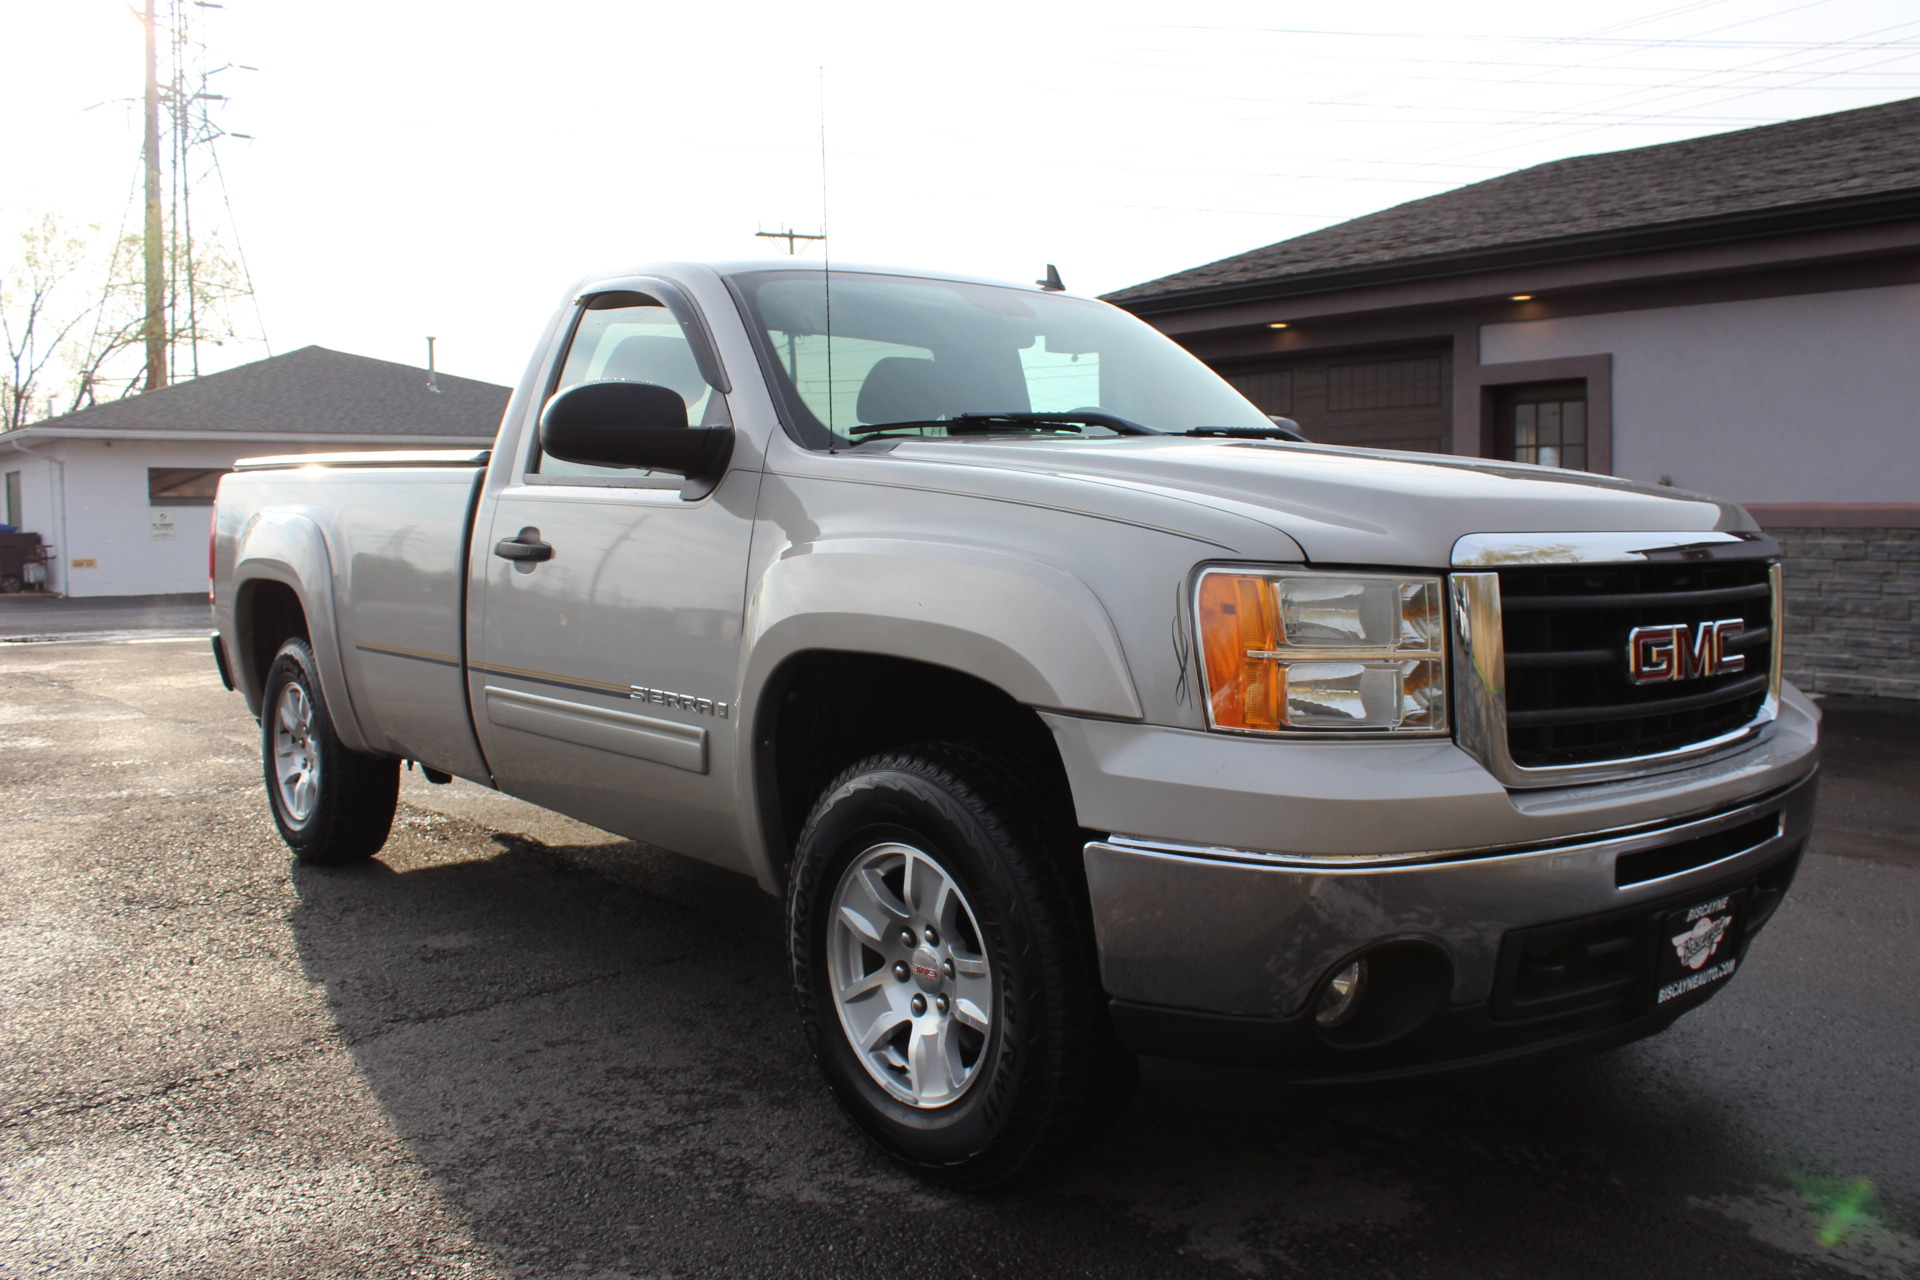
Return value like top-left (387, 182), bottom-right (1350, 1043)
top-left (1216, 343), bottom-right (1452, 453)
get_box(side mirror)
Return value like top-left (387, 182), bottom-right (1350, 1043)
top-left (538, 381), bottom-right (734, 482)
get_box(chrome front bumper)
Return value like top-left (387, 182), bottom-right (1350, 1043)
top-left (1083, 766), bottom-right (1816, 1023)
top-left (1055, 667), bottom-right (1819, 1077)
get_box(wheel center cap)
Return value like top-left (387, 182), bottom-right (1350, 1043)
top-left (908, 946), bottom-right (942, 992)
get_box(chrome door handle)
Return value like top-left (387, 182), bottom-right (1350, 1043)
top-left (493, 528), bottom-right (553, 562)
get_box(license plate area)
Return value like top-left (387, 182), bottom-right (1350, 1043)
top-left (1653, 889), bottom-right (1747, 1006)
top-left (1493, 882), bottom-right (1760, 1025)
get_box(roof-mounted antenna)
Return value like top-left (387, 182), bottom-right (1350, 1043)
top-left (820, 66), bottom-right (836, 448)
top-left (1037, 264), bottom-right (1065, 292)
top-left (426, 336), bottom-right (440, 393)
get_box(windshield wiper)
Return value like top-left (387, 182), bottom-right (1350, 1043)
top-left (846, 411), bottom-right (1160, 438)
top-left (1182, 425), bottom-right (1305, 441)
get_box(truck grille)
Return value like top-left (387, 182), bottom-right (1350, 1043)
top-left (1496, 559), bottom-right (1775, 768)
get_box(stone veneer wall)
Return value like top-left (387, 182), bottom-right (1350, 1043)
top-left (1773, 527), bottom-right (1920, 700)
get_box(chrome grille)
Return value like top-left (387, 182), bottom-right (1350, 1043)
top-left (1450, 531), bottom-right (1783, 788)
top-left (1498, 559), bottom-right (1774, 767)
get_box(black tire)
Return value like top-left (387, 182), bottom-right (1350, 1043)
top-left (788, 743), bottom-right (1133, 1189)
top-left (260, 637), bottom-right (399, 864)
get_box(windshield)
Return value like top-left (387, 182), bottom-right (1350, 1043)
top-left (731, 269), bottom-right (1274, 448)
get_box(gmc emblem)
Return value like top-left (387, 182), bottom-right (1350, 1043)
top-left (1627, 619), bottom-right (1747, 685)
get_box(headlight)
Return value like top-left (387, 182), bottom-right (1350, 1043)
top-left (1195, 569), bottom-right (1448, 734)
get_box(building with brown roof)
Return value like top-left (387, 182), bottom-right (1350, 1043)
top-left (1109, 96), bottom-right (1920, 699)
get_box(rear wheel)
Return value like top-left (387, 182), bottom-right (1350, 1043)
top-left (261, 637), bottom-right (399, 864)
top-left (788, 744), bottom-right (1131, 1188)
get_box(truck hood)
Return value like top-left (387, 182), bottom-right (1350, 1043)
top-left (876, 436), bottom-right (1753, 567)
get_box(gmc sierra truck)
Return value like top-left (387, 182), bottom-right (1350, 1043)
top-left (210, 261), bottom-right (1818, 1187)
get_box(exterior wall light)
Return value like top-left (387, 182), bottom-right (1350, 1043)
top-left (1510, 294), bottom-right (1534, 301)
top-left (1268, 322), bottom-right (1290, 329)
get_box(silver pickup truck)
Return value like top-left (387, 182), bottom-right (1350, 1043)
top-left (211, 261), bottom-right (1818, 1187)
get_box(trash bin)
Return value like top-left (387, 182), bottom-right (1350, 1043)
top-left (0, 531), bottom-right (44, 593)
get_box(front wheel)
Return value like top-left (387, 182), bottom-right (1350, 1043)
top-left (261, 637), bottom-right (399, 864)
top-left (788, 745), bottom-right (1130, 1188)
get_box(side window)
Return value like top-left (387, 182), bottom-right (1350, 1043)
top-left (534, 290), bottom-right (725, 480)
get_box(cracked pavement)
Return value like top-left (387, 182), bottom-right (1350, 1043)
top-left (1, 637), bottom-right (1916, 1278)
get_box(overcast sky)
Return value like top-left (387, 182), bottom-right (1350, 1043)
top-left (8, 0), bottom-right (1920, 388)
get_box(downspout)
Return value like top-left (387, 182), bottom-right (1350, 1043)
top-left (4, 437), bottom-right (69, 596)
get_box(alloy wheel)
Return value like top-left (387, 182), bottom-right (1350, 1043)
top-left (273, 681), bottom-right (320, 823)
top-left (826, 841), bottom-right (994, 1108)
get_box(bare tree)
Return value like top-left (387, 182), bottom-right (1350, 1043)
top-left (0, 214), bottom-right (256, 422)
top-left (0, 215), bottom-right (101, 431)
top-left (159, 228), bottom-right (251, 384)
top-left (3, 5), bottom-right (262, 421)
top-left (61, 231), bottom-right (146, 412)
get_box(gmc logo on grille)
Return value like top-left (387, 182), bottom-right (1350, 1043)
top-left (1627, 619), bottom-right (1747, 685)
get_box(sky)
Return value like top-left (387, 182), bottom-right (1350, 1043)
top-left (6, 0), bottom-right (1920, 390)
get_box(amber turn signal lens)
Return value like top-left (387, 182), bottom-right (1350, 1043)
top-left (1195, 569), bottom-right (1450, 734)
top-left (1198, 573), bottom-right (1283, 731)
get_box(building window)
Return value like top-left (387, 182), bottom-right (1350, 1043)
top-left (1493, 381), bottom-right (1587, 471)
top-left (148, 468), bottom-right (229, 506)
top-left (4, 470), bottom-right (19, 527)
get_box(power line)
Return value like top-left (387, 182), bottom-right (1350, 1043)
top-left (208, 145), bottom-right (268, 356)
top-left (1132, 24), bottom-right (1920, 51)
top-left (1015, 0), bottom-right (1914, 241)
top-left (1126, 11), bottom-right (1920, 220)
top-left (1424, 18), bottom-right (1920, 170)
top-left (1089, 59), bottom-right (1920, 90)
top-left (1067, 1), bottom-right (1904, 220)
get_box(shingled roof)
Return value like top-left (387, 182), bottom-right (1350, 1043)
top-left (23, 345), bottom-right (508, 437)
top-left (1107, 95), bottom-right (1920, 310)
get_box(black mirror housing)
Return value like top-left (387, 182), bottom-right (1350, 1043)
top-left (538, 381), bottom-right (734, 481)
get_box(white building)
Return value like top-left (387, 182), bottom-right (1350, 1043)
top-left (0, 346), bottom-right (508, 597)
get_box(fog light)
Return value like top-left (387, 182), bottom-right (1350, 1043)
top-left (1316, 959), bottom-right (1368, 1028)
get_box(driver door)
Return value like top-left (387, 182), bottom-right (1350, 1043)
top-left (472, 289), bottom-right (762, 870)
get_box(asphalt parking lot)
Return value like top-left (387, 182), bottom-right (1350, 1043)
top-left (1, 634), bottom-right (1916, 1279)
top-left (0, 594), bottom-right (212, 644)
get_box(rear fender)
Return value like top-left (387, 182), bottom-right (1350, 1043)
top-left (232, 509), bottom-right (374, 754)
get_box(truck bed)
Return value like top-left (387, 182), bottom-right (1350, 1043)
top-left (222, 451), bottom-right (491, 782)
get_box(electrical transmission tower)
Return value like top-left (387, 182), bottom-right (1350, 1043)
top-left (136, 0), bottom-right (261, 391)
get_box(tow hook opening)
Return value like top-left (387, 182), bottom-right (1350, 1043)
top-left (1313, 941), bottom-right (1452, 1050)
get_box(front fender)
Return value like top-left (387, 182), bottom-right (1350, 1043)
top-left (232, 508), bottom-right (374, 754)
top-left (742, 538), bottom-right (1144, 721)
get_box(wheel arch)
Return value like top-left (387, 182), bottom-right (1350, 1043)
top-left (734, 540), bottom-right (1139, 892)
top-left (745, 539), bottom-right (1143, 719)
top-left (746, 649), bottom-right (1082, 894)
top-left (230, 509), bottom-right (374, 753)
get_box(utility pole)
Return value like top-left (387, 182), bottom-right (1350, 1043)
top-left (754, 229), bottom-right (826, 255)
top-left (141, 0), bottom-right (167, 391)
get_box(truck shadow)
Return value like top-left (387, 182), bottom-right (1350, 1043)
top-left (284, 819), bottom-right (1817, 1280)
